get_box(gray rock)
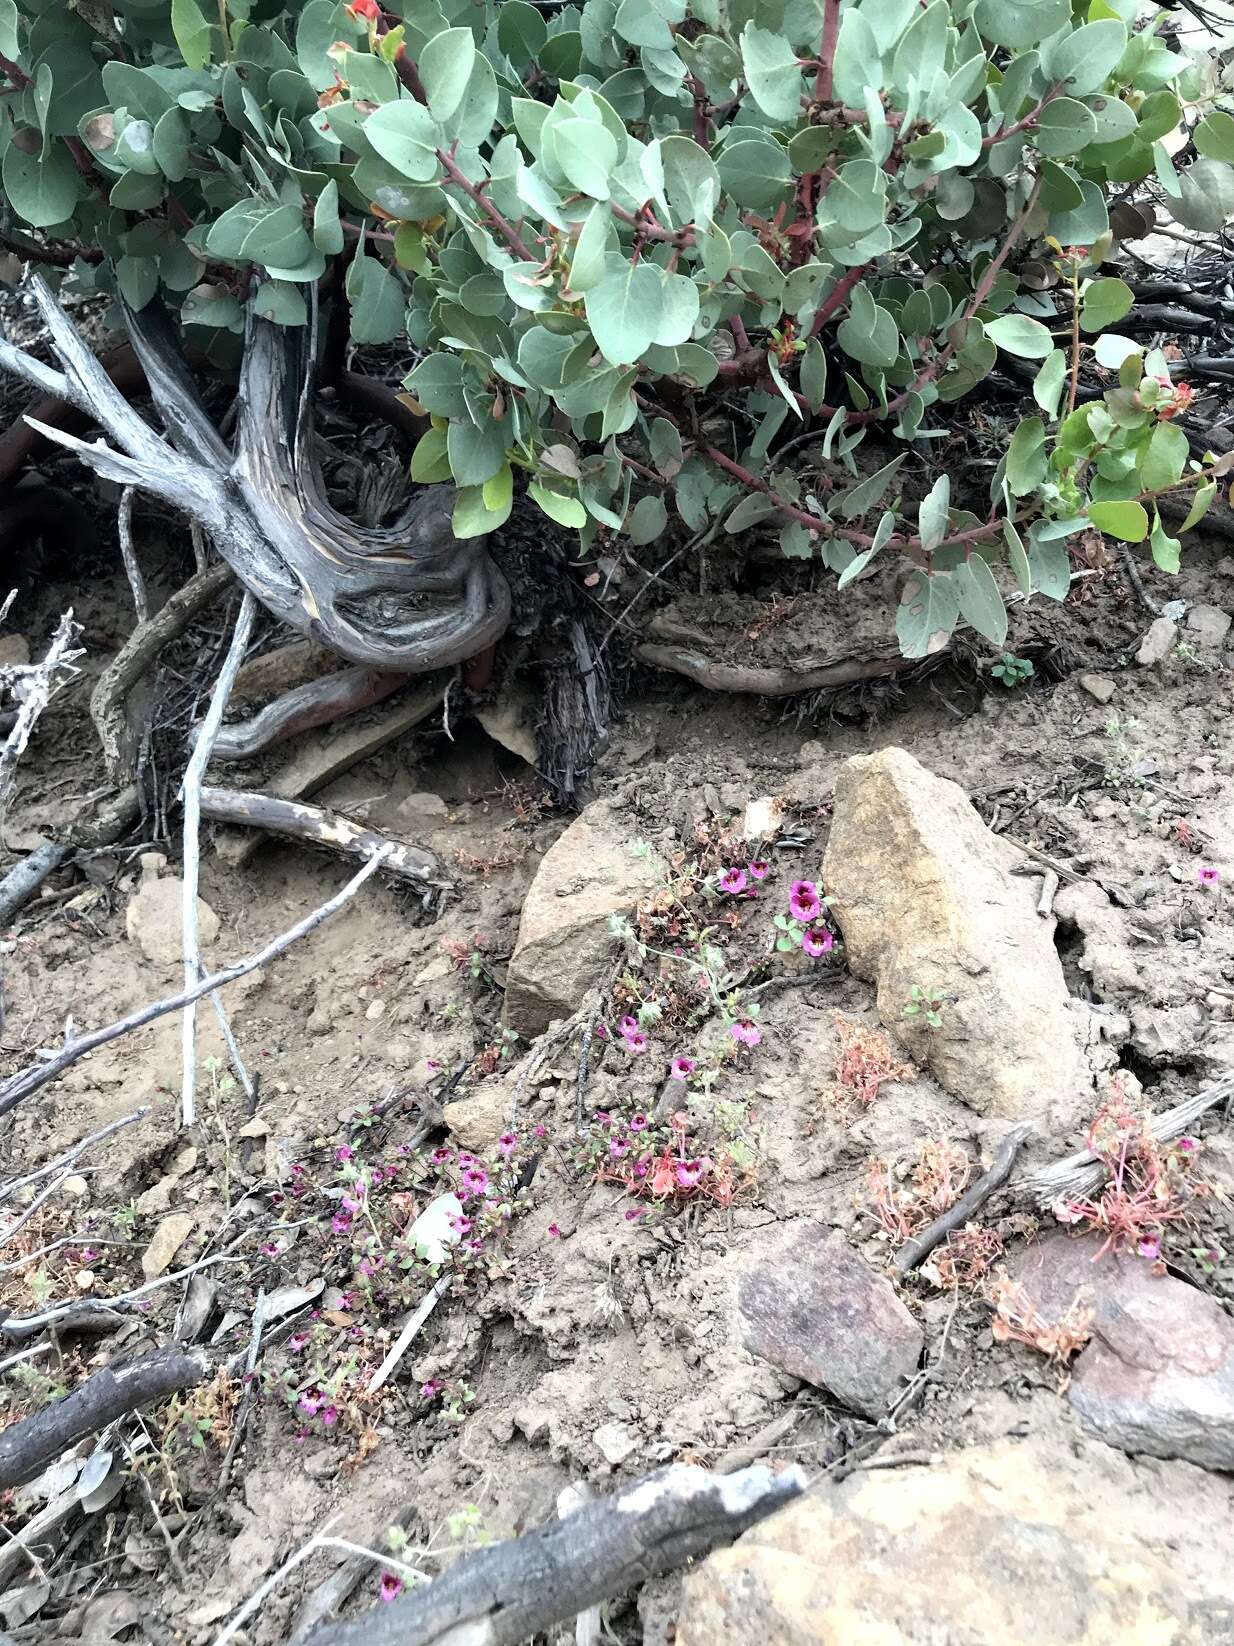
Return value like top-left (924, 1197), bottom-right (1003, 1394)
top-left (1186, 603), bottom-right (1232, 646)
top-left (593, 1421), bottom-right (638, 1466)
top-left (1078, 673), bottom-right (1116, 704)
top-left (1137, 615), bottom-right (1177, 666)
top-left (821, 747), bottom-right (1090, 1130)
top-left (738, 1226), bottom-right (922, 1419)
top-left (1010, 1232), bottom-right (1234, 1470)
top-left (505, 800), bottom-right (665, 1038)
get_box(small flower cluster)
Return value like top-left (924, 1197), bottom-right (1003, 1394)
top-left (717, 860), bottom-right (771, 896)
top-left (582, 1107), bottom-right (756, 1210)
top-left (865, 1139), bottom-right (974, 1245)
top-left (773, 878), bottom-right (839, 959)
top-left (1052, 1093), bottom-right (1207, 1259)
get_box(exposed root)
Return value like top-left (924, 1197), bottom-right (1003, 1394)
top-left (213, 665), bottom-right (411, 762)
top-left (636, 641), bottom-right (925, 696)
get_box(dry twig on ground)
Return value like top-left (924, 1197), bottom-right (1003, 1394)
top-left (0, 608), bottom-right (82, 823)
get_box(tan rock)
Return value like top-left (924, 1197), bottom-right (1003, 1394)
top-left (141, 1213), bottom-right (194, 1280)
top-left (0, 634), bottom-right (31, 668)
top-left (678, 1435), bottom-right (1234, 1644)
top-left (822, 748), bottom-right (1088, 1130)
top-left (443, 1082), bottom-right (510, 1149)
top-left (505, 800), bottom-right (665, 1038)
top-left (126, 861), bottom-right (218, 969)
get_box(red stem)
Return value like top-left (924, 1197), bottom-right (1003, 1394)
top-left (814, 0), bottom-right (842, 103)
top-left (436, 145), bottom-right (535, 262)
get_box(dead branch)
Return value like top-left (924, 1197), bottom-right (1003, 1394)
top-left (181, 594), bottom-right (258, 1125)
top-left (0, 1108), bottom-right (149, 1206)
top-left (1016, 1074), bottom-right (1234, 1208)
top-left (894, 1122), bottom-right (1033, 1273)
top-left (270, 1463), bottom-right (805, 1646)
top-left (636, 642), bottom-right (922, 696)
top-left (0, 846), bottom-right (392, 1120)
top-left (117, 486), bottom-right (148, 624)
top-left (90, 559), bottom-right (233, 780)
top-left (0, 609), bottom-right (82, 822)
top-left (199, 789), bottom-right (448, 889)
top-left (212, 666), bottom-right (411, 762)
top-left (0, 841), bottom-right (69, 927)
top-left (0, 1344), bottom-right (215, 1492)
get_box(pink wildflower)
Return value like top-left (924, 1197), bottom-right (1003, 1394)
top-left (1138, 1234), bottom-right (1162, 1261)
top-left (547, 1223), bottom-right (561, 1238)
top-left (675, 1158), bottom-right (710, 1189)
top-left (379, 1573), bottom-right (403, 1604)
top-left (457, 1152), bottom-right (476, 1168)
top-left (330, 1212), bottom-right (351, 1234)
top-left (288, 1332), bottom-right (310, 1352)
top-left (788, 880), bottom-right (820, 921)
top-left (670, 1056), bottom-right (696, 1080)
top-left (610, 1138), bottom-right (630, 1158)
top-left (534, 1124), bottom-right (548, 1138)
top-left (431, 1146), bottom-right (453, 1164)
top-left (730, 1020), bottom-right (762, 1048)
top-left (335, 1145), bottom-right (354, 1163)
top-left (421, 1380), bottom-right (442, 1398)
top-left (341, 1193), bottom-right (363, 1213)
top-left (1177, 1136), bottom-right (1198, 1152)
top-left (801, 927), bottom-right (834, 958)
top-left (450, 1215), bottom-right (472, 1234)
top-left (619, 1015), bottom-right (639, 1036)
top-left (320, 1404), bottom-right (339, 1428)
top-left (630, 1113), bottom-right (649, 1131)
top-left (461, 1167), bottom-right (489, 1196)
top-left (625, 1030), bottom-right (649, 1054)
top-left (1197, 866), bottom-right (1221, 888)
top-left (298, 1391), bottom-right (321, 1416)
top-left (719, 866), bottom-right (748, 895)
top-left (498, 1132), bottom-right (517, 1156)
top-left (261, 1241), bottom-right (281, 1256)
top-left (749, 860), bottom-right (770, 880)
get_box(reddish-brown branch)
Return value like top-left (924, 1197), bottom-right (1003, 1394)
top-left (609, 201), bottom-right (695, 248)
top-left (808, 261), bottom-right (872, 338)
top-left (814, 0), bottom-right (842, 104)
top-left (982, 88), bottom-right (1063, 150)
top-left (436, 145), bottom-right (536, 261)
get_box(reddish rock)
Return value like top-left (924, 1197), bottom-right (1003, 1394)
top-left (738, 1226), bottom-right (922, 1419)
top-left (1009, 1232), bottom-right (1234, 1471)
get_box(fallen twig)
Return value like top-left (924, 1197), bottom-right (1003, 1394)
top-left (894, 1123), bottom-right (1033, 1274)
top-left (0, 1107), bottom-right (149, 1205)
top-left (182, 594), bottom-right (257, 1125)
top-left (0, 841), bottom-right (70, 928)
top-left (290, 1508), bottom-right (419, 1644)
top-left (212, 666), bottom-right (410, 761)
top-left (1016, 1075), bottom-right (1234, 1208)
top-left (200, 789), bottom-right (447, 888)
top-left (0, 609), bottom-right (82, 823)
top-left (0, 1344), bottom-right (215, 1492)
top-left (367, 1274), bottom-right (451, 1394)
top-left (90, 560), bottom-right (232, 781)
top-left (636, 642), bottom-right (918, 696)
top-left (117, 486), bottom-right (148, 624)
top-left (291, 1463), bottom-right (805, 1646)
top-left (0, 847), bottom-right (392, 1119)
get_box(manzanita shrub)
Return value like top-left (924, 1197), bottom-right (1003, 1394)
top-left (1, 0), bottom-right (1232, 653)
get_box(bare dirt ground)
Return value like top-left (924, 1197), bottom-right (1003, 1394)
top-left (4, 520), bottom-right (1234, 1643)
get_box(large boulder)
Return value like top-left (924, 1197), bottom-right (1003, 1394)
top-left (504, 800), bottom-right (664, 1038)
top-left (737, 1226), bottom-right (922, 1418)
top-left (821, 747), bottom-right (1089, 1131)
top-left (1009, 1232), bottom-right (1234, 1471)
top-left (677, 1434), bottom-right (1234, 1644)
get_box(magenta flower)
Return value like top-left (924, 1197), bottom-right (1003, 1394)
top-left (547, 1223), bottom-right (561, 1238)
top-left (421, 1380), bottom-right (442, 1398)
top-left (719, 866), bottom-right (749, 895)
top-left (298, 1391), bottom-right (321, 1416)
top-left (595, 1110), bottom-right (612, 1128)
top-left (1177, 1136), bottom-right (1197, 1152)
top-left (335, 1145), bottom-right (354, 1163)
top-left (380, 1573), bottom-right (403, 1604)
top-left (675, 1158), bottom-right (710, 1189)
top-left (358, 1256), bottom-right (383, 1277)
top-left (802, 927), bottom-right (834, 958)
top-left (261, 1241), bottom-right (281, 1256)
top-left (1138, 1234), bottom-right (1162, 1260)
top-left (331, 1212), bottom-right (351, 1234)
top-left (730, 1020), bottom-right (762, 1048)
top-left (625, 1030), bottom-right (648, 1054)
top-left (426, 1058), bottom-right (442, 1071)
top-left (1197, 866), bottom-right (1221, 888)
top-left (670, 1056), bottom-right (696, 1080)
top-left (619, 1015), bottom-right (639, 1036)
top-left (320, 1404), bottom-right (339, 1427)
top-left (457, 1152), bottom-right (476, 1168)
top-left (632, 1162), bottom-right (648, 1178)
top-left (610, 1138), bottom-right (630, 1158)
top-left (630, 1113), bottom-right (649, 1131)
top-left (450, 1214), bottom-right (472, 1235)
top-left (370, 1168), bottom-right (384, 1186)
top-left (431, 1146), bottom-right (453, 1164)
top-left (625, 1207), bottom-right (645, 1220)
top-left (461, 1167), bottom-right (489, 1196)
top-left (749, 860), bottom-right (770, 880)
top-left (341, 1193), bottom-right (364, 1214)
top-left (497, 1132), bottom-right (517, 1156)
top-left (788, 880), bottom-right (821, 921)
top-left (534, 1124), bottom-right (548, 1138)
top-left (288, 1332), bottom-right (309, 1352)
top-left (289, 1163), bottom-right (306, 1178)
top-left (594, 1023), bottom-right (609, 1040)
top-left (468, 1238), bottom-right (484, 1251)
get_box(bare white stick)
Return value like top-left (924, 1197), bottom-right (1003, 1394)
top-left (181, 593), bottom-right (257, 1126)
top-left (212, 1521), bottom-right (429, 1646)
top-left (557, 1484), bottom-right (601, 1646)
top-left (368, 1275), bottom-right (451, 1394)
top-left (0, 846), bottom-right (393, 1119)
top-left (0, 1106), bottom-right (149, 1205)
top-left (0, 609), bottom-right (83, 824)
top-left (190, 521), bottom-right (208, 575)
top-left (117, 487), bottom-right (148, 625)
top-left (1017, 1073), bottom-right (1234, 1206)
